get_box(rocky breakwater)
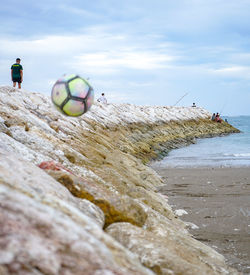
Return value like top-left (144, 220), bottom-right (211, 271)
top-left (0, 86), bottom-right (239, 275)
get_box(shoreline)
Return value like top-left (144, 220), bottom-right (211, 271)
top-left (152, 165), bottom-right (250, 274)
top-left (0, 86), bottom-right (242, 274)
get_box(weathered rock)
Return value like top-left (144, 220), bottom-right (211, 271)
top-left (127, 186), bottom-right (175, 220)
top-left (0, 86), bottom-right (240, 274)
top-left (0, 186), bottom-right (154, 275)
top-left (0, 149), bottom-right (154, 275)
top-left (0, 148), bottom-right (105, 228)
top-left (106, 222), bottom-right (238, 275)
top-left (41, 167), bottom-right (148, 228)
top-left (38, 160), bottom-right (74, 173)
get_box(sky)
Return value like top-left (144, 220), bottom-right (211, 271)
top-left (0, 0), bottom-right (250, 116)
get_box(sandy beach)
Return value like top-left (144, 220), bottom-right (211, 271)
top-left (152, 166), bottom-right (250, 274)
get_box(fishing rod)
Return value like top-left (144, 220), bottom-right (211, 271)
top-left (219, 100), bottom-right (227, 116)
top-left (173, 92), bottom-right (188, 106)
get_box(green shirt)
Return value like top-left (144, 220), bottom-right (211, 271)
top-left (11, 63), bottom-right (23, 77)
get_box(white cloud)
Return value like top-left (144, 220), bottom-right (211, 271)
top-left (1, 0), bottom-right (250, 115)
top-left (0, 28), bottom-right (176, 77)
top-left (212, 66), bottom-right (250, 79)
top-left (127, 81), bottom-right (153, 88)
top-left (72, 51), bottom-right (173, 74)
top-left (58, 5), bottom-right (97, 17)
top-left (0, 30), bottom-right (175, 67)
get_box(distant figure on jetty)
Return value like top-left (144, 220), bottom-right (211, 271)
top-left (97, 93), bottom-right (107, 105)
top-left (215, 113), bottom-right (222, 123)
top-left (11, 58), bottom-right (23, 89)
top-left (211, 113), bottom-right (216, 121)
top-left (192, 102), bottom-right (196, 107)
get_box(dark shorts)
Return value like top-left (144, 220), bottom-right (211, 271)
top-left (12, 77), bottom-right (21, 83)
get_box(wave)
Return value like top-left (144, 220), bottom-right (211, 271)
top-left (223, 153), bottom-right (250, 157)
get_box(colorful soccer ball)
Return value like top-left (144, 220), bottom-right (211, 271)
top-left (51, 74), bottom-right (94, 116)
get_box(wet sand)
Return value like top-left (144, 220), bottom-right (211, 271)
top-left (152, 166), bottom-right (250, 274)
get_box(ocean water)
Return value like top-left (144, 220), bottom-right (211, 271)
top-left (159, 116), bottom-right (250, 168)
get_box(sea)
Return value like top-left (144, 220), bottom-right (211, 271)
top-left (153, 116), bottom-right (250, 274)
top-left (159, 116), bottom-right (250, 168)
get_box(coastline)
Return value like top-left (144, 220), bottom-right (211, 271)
top-left (0, 86), bottom-right (242, 274)
top-left (152, 165), bottom-right (250, 274)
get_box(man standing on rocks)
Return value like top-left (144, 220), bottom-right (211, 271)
top-left (11, 58), bottom-right (23, 89)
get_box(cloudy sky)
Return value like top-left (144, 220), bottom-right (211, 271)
top-left (1, 0), bottom-right (250, 115)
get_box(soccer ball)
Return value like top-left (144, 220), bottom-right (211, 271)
top-left (51, 74), bottom-right (94, 116)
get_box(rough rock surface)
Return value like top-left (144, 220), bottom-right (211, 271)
top-left (0, 86), bottom-right (240, 274)
top-left (41, 167), bottom-right (148, 228)
top-left (0, 149), bottom-right (154, 275)
top-left (106, 222), bottom-right (237, 275)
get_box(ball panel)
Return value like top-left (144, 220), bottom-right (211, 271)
top-left (51, 83), bottom-right (68, 106)
top-left (86, 89), bottom-right (94, 110)
top-left (68, 78), bottom-right (89, 99)
top-left (62, 99), bottom-right (85, 116)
